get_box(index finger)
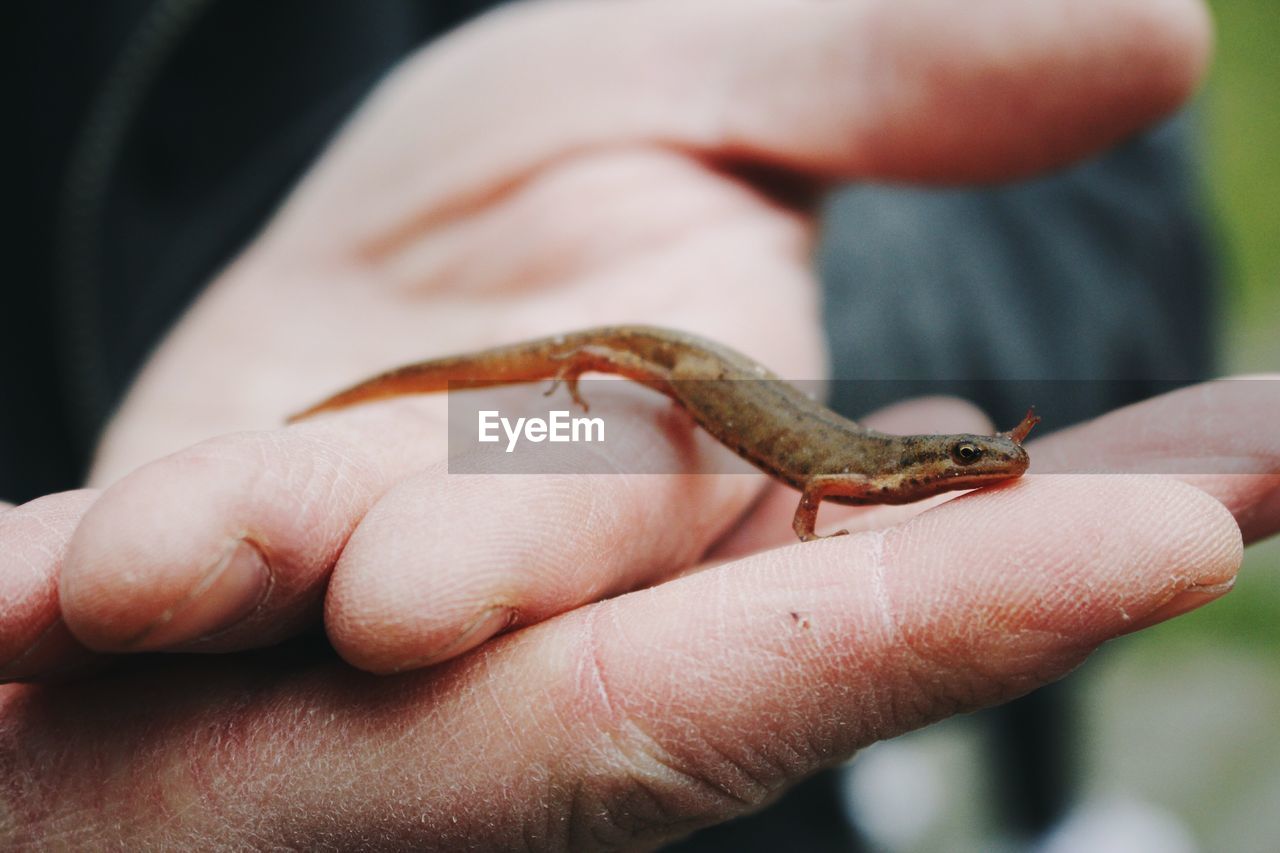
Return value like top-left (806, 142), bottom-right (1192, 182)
top-left (1030, 377), bottom-right (1280, 543)
top-left (5, 475), bottom-right (1241, 847)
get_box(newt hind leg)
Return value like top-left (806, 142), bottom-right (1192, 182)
top-left (543, 362), bottom-right (588, 410)
top-left (543, 345), bottom-right (674, 412)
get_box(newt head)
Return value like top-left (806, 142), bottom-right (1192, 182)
top-left (913, 431), bottom-right (1029, 491)
top-left (861, 409), bottom-right (1040, 504)
top-left (926, 408), bottom-right (1040, 488)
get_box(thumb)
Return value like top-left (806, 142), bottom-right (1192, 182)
top-left (286, 0), bottom-right (1211, 248)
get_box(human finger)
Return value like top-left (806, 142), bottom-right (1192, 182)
top-left (59, 383), bottom-right (762, 661)
top-left (58, 406), bottom-right (437, 656)
top-left (282, 0), bottom-right (1210, 254)
top-left (324, 379), bottom-right (764, 673)
top-left (0, 491), bottom-right (99, 681)
top-left (323, 394), bottom-right (991, 674)
top-left (1030, 376), bottom-right (1280, 543)
top-left (5, 476), bottom-right (1240, 848)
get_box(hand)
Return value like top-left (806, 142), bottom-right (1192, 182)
top-left (88, 0), bottom-right (1208, 482)
top-left (26, 0), bottom-right (1209, 671)
top-left (3, 380), bottom-right (1277, 847)
top-left (3, 0), bottom-right (1244, 846)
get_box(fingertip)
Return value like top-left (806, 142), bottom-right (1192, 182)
top-left (1149, 475), bottom-right (1242, 588)
top-left (60, 456), bottom-right (241, 651)
top-left (1136, 0), bottom-right (1214, 106)
top-left (0, 490), bottom-right (99, 679)
top-left (61, 430), bottom-right (380, 653)
top-left (895, 475), bottom-right (1242, 652)
top-left (325, 470), bottom-right (588, 673)
top-left (563, 473), bottom-right (1246, 772)
top-left (840, 0), bottom-right (1214, 180)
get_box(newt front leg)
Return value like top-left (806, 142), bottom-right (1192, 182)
top-left (793, 474), bottom-right (876, 541)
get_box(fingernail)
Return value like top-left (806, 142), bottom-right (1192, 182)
top-left (1121, 579), bottom-right (1235, 635)
top-left (398, 605), bottom-right (515, 671)
top-left (126, 538), bottom-right (272, 649)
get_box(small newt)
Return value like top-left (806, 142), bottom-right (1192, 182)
top-left (290, 326), bottom-right (1039, 540)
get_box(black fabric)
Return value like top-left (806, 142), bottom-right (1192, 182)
top-left (4, 0), bottom-right (506, 496)
top-left (3, 2), bottom-right (1215, 849)
top-left (819, 111), bottom-right (1214, 430)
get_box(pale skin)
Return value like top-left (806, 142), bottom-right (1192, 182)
top-left (4, 0), bottom-right (1278, 848)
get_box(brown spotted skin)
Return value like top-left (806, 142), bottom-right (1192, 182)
top-left (291, 326), bottom-right (1038, 540)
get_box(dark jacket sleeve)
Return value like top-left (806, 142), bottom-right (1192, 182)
top-left (1, 0), bottom-right (503, 500)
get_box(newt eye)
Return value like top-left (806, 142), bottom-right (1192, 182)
top-left (951, 442), bottom-right (983, 465)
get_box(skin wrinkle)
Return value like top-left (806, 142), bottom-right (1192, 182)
top-left (0, 620), bottom-right (68, 676)
top-left (573, 601), bottom-right (765, 837)
top-left (831, 487), bottom-right (1079, 740)
top-left (665, 701), bottom-right (785, 806)
top-left (599, 780), bottom-right (676, 845)
top-left (564, 778), bottom-right (596, 852)
top-left (539, 780), bottom-right (576, 852)
top-left (148, 431), bottom-right (383, 652)
top-left (170, 433), bottom-right (383, 560)
top-left (855, 525), bottom-right (963, 735)
top-left (602, 586), bottom-right (809, 815)
top-left (3, 513), bottom-right (69, 569)
top-left (587, 779), bottom-right (672, 849)
top-left (0, 496), bottom-right (101, 674)
top-left (0, 593), bottom-right (53, 667)
top-left (480, 654), bottom-right (523, 749)
top-left (579, 603), bottom-right (621, 725)
top-left (713, 727), bottom-right (800, 796)
top-left (384, 146), bottom-right (801, 299)
top-left (265, 432), bottom-right (377, 530)
top-left (573, 600), bottom-right (759, 831)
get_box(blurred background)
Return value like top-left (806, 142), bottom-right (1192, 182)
top-left (843, 2), bottom-right (1279, 850)
top-left (4, 1), bottom-right (1274, 849)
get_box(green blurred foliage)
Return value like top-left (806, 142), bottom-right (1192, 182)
top-left (1204, 0), bottom-right (1280, 368)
